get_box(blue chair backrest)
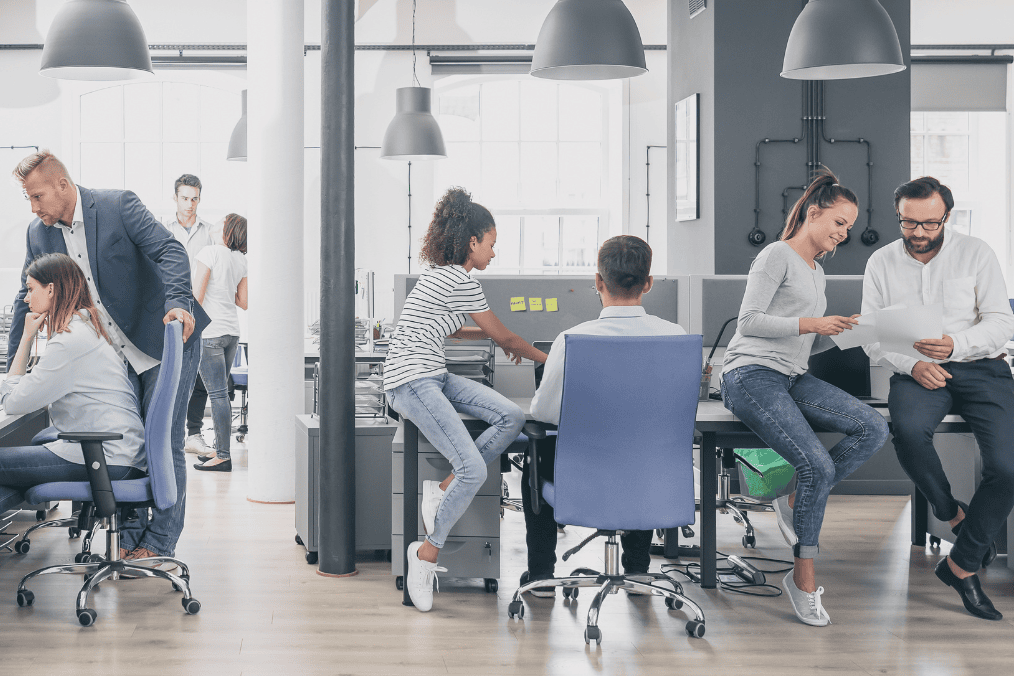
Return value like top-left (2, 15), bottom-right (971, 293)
top-left (145, 321), bottom-right (183, 510)
top-left (553, 333), bottom-right (703, 530)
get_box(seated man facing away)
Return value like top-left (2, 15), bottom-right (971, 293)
top-left (523, 235), bottom-right (687, 596)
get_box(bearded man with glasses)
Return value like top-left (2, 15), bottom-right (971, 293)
top-left (862, 176), bottom-right (1014, 621)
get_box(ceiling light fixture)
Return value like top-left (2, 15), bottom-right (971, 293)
top-left (40, 0), bottom-right (153, 81)
top-left (531, 0), bottom-right (647, 80)
top-left (227, 89), bottom-right (248, 161)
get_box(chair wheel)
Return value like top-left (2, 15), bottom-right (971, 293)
top-left (182, 597), bottom-right (201, 615)
top-left (665, 596), bottom-right (683, 610)
top-left (87, 553), bottom-right (104, 563)
top-left (36, 510), bottom-right (45, 522)
top-left (563, 587), bottom-right (579, 599)
top-left (584, 626), bottom-right (602, 644)
top-left (929, 535), bottom-right (941, 548)
top-left (14, 539), bottom-right (30, 555)
top-left (686, 620), bottom-right (706, 638)
top-left (305, 551), bottom-right (318, 565)
top-left (16, 590), bottom-right (34, 607)
top-left (74, 552), bottom-right (89, 564)
top-left (395, 576), bottom-right (403, 591)
top-left (295, 534), bottom-right (304, 546)
top-left (68, 527), bottom-right (81, 539)
top-left (484, 578), bottom-right (498, 593)
top-left (742, 534), bottom-right (756, 548)
top-left (507, 601), bottom-right (524, 619)
top-left (77, 608), bottom-right (97, 626)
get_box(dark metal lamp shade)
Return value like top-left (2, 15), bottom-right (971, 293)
top-left (531, 0), bottom-right (647, 80)
top-left (380, 87), bottom-right (447, 161)
top-left (40, 0), bottom-right (153, 80)
top-left (781, 0), bottom-right (905, 80)
top-left (227, 90), bottom-right (247, 161)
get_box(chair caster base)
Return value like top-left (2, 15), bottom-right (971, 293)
top-left (686, 620), bottom-right (706, 638)
top-left (77, 608), bottom-right (97, 626)
top-left (507, 601), bottom-right (524, 619)
top-left (182, 597), bottom-right (201, 615)
top-left (16, 590), bottom-right (34, 607)
top-left (584, 626), bottom-right (602, 645)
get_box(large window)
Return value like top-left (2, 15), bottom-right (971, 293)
top-left (434, 77), bottom-right (619, 274)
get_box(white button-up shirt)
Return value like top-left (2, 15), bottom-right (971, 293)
top-left (862, 230), bottom-right (1014, 375)
top-left (531, 305), bottom-right (687, 425)
top-left (164, 215), bottom-right (214, 281)
top-left (59, 187), bottom-right (160, 374)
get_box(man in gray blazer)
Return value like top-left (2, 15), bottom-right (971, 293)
top-left (9, 151), bottom-right (210, 565)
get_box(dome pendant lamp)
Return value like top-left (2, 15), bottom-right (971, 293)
top-left (380, 0), bottom-right (446, 160)
top-left (40, 0), bottom-right (153, 81)
top-left (531, 0), bottom-right (647, 80)
top-left (781, 0), bottom-right (905, 80)
top-left (227, 90), bottom-right (248, 162)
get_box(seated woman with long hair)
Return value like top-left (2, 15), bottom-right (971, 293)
top-left (0, 253), bottom-right (146, 488)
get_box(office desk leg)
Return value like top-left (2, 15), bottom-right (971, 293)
top-left (701, 432), bottom-right (717, 589)
top-left (911, 485), bottom-right (928, 547)
top-left (403, 420), bottom-right (419, 606)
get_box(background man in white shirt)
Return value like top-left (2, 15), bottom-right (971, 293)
top-left (522, 235), bottom-right (687, 597)
top-left (862, 176), bottom-right (1014, 621)
top-left (164, 174), bottom-right (216, 456)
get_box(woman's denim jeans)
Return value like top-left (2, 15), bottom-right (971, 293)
top-left (721, 364), bottom-right (889, 559)
top-left (0, 446), bottom-right (144, 489)
top-left (198, 335), bottom-right (240, 460)
top-left (387, 373), bottom-right (525, 549)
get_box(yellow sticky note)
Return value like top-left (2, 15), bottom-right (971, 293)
top-left (545, 298), bottom-right (559, 312)
top-left (510, 297), bottom-right (527, 312)
top-left (529, 298), bottom-right (543, 312)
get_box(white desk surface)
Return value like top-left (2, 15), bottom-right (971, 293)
top-left (694, 398), bottom-right (969, 426)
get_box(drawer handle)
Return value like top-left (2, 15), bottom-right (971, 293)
top-left (425, 457), bottom-right (452, 471)
top-left (440, 540), bottom-right (466, 554)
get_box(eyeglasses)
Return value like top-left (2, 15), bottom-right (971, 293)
top-left (898, 216), bottom-right (946, 231)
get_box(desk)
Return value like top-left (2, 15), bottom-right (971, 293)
top-left (0, 409), bottom-right (51, 545)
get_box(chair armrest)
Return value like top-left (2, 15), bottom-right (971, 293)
top-left (524, 423), bottom-right (549, 515)
top-left (60, 432), bottom-right (122, 518)
top-left (523, 421), bottom-right (548, 440)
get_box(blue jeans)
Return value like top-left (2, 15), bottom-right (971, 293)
top-left (119, 332), bottom-right (202, 557)
top-left (0, 447), bottom-right (144, 488)
top-left (198, 335), bottom-right (240, 460)
top-left (387, 373), bottom-right (525, 549)
top-left (721, 365), bottom-right (889, 559)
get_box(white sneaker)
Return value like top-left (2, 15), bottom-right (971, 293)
top-left (184, 434), bottom-right (209, 455)
top-left (406, 541), bottom-right (446, 612)
top-left (421, 480), bottom-right (444, 535)
top-left (782, 571), bottom-right (831, 626)
top-left (772, 494), bottom-right (799, 547)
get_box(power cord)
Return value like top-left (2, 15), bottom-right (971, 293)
top-left (661, 551), bottom-right (794, 597)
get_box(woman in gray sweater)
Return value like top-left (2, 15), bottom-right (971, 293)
top-left (720, 170), bottom-right (889, 627)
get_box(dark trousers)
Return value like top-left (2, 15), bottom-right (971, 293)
top-left (888, 358), bottom-right (1014, 573)
top-left (521, 435), bottom-right (653, 577)
top-left (186, 373), bottom-right (207, 436)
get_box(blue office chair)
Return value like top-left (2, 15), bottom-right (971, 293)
top-left (231, 342), bottom-right (248, 442)
top-left (507, 334), bottom-right (707, 643)
top-left (15, 322), bottom-right (201, 626)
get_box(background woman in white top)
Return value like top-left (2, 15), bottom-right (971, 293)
top-left (385, 187), bottom-right (549, 612)
top-left (0, 253), bottom-right (145, 487)
top-left (192, 213), bottom-right (248, 472)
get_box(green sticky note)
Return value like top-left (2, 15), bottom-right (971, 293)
top-left (545, 298), bottom-right (558, 312)
top-left (529, 298), bottom-right (543, 312)
top-left (510, 297), bottom-right (527, 312)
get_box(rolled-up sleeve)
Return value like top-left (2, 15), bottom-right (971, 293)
top-left (949, 250), bottom-right (1014, 361)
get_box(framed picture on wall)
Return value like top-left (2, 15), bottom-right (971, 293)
top-left (675, 93), bottom-right (700, 222)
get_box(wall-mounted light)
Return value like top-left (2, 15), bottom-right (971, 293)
top-left (781, 0), bottom-right (905, 80)
top-left (227, 90), bottom-right (247, 162)
top-left (531, 0), bottom-right (647, 80)
top-left (40, 0), bottom-right (153, 80)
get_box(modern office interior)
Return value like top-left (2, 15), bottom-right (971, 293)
top-left (1, 0), bottom-right (1014, 673)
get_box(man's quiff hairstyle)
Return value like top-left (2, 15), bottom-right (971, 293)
top-left (174, 173), bottom-right (202, 196)
top-left (12, 150), bottom-right (71, 187)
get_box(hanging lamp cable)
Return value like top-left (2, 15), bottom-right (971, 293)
top-left (411, 0), bottom-right (420, 86)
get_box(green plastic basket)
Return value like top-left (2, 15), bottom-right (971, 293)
top-left (736, 448), bottom-right (795, 499)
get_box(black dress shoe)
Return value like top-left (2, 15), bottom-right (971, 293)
top-left (194, 459), bottom-right (232, 472)
top-left (934, 558), bottom-right (1003, 621)
top-left (951, 501), bottom-right (997, 568)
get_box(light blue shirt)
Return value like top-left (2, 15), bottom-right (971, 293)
top-left (531, 305), bottom-right (687, 425)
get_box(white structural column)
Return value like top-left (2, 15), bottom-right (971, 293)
top-left (247, 0), bottom-right (304, 502)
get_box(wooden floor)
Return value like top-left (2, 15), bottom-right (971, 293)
top-left (1, 440), bottom-right (1012, 676)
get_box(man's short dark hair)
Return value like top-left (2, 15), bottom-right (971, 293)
top-left (174, 174), bottom-right (202, 196)
top-left (894, 176), bottom-right (953, 214)
top-left (597, 235), bottom-right (652, 299)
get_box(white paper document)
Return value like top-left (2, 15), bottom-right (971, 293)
top-left (830, 304), bottom-right (943, 360)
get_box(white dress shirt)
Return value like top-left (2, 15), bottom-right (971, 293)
top-left (531, 305), bottom-right (687, 425)
top-left (862, 230), bottom-right (1014, 374)
top-left (164, 215), bottom-right (214, 283)
top-left (60, 187), bottom-right (159, 374)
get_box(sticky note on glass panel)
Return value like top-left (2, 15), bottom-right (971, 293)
top-left (510, 297), bottom-right (527, 312)
top-left (529, 298), bottom-right (543, 312)
top-left (545, 298), bottom-right (559, 312)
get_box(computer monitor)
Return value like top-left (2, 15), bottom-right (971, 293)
top-left (808, 346), bottom-right (873, 400)
top-left (533, 341), bottom-right (555, 389)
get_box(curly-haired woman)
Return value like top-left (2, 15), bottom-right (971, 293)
top-left (385, 187), bottom-right (548, 612)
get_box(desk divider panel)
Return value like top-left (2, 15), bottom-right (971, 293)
top-left (395, 275), bottom-right (689, 346)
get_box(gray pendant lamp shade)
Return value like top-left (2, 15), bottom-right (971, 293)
top-left (531, 0), bottom-right (647, 80)
top-left (781, 0), bottom-right (905, 80)
top-left (227, 90), bottom-right (248, 161)
top-left (380, 87), bottom-right (447, 161)
top-left (40, 0), bottom-right (153, 80)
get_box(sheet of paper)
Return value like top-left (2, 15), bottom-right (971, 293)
top-left (877, 303), bottom-right (943, 360)
top-left (829, 315), bottom-right (878, 351)
top-left (509, 297), bottom-right (527, 312)
top-left (545, 298), bottom-right (558, 312)
top-left (529, 298), bottom-right (543, 312)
